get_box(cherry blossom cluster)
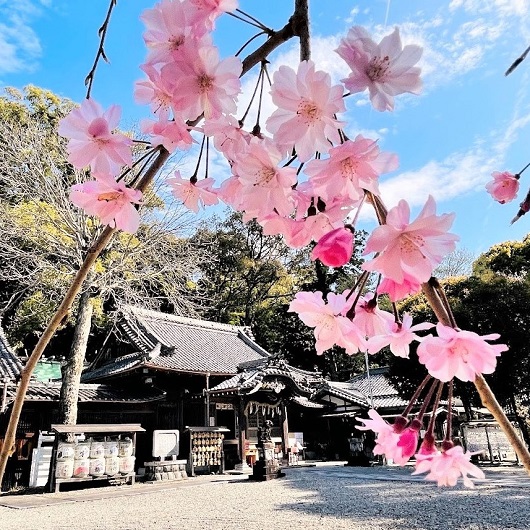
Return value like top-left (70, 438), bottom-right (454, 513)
top-left (56, 0), bottom-right (511, 487)
top-left (357, 408), bottom-right (486, 488)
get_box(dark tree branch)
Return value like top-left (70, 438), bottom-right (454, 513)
top-left (84, 0), bottom-right (118, 99)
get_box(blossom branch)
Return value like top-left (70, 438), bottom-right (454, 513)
top-left (364, 190), bottom-right (530, 472)
top-left (0, 0), bottom-right (310, 485)
top-left (475, 374), bottom-right (530, 472)
top-left (84, 0), bottom-right (118, 99)
top-left (294, 0), bottom-right (310, 61)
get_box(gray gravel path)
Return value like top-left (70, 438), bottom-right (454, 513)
top-left (2, 464), bottom-right (530, 530)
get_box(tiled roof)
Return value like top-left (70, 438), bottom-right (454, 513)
top-left (82, 306), bottom-right (270, 381)
top-left (312, 381), bottom-right (370, 407)
top-left (348, 367), bottom-right (408, 409)
top-left (209, 356), bottom-right (324, 396)
top-left (81, 353), bottom-right (142, 383)
top-left (4, 381), bottom-right (165, 404)
top-left (0, 327), bottom-right (22, 380)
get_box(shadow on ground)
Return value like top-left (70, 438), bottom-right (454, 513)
top-left (272, 465), bottom-right (530, 530)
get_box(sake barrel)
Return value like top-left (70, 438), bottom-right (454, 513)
top-left (74, 442), bottom-right (90, 460)
top-left (119, 455), bottom-right (135, 474)
top-left (104, 440), bottom-right (119, 457)
top-left (90, 440), bottom-right (105, 459)
top-left (72, 459), bottom-right (90, 478)
top-left (55, 459), bottom-right (74, 479)
top-left (105, 456), bottom-right (120, 476)
top-left (89, 457), bottom-right (106, 477)
top-left (56, 442), bottom-right (75, 461)
top-left (118, 438), bottom-right (133, 457)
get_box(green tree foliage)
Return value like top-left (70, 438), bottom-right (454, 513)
top-left (0, 86), bottom-right (204, 355)
top-left (191, 212), bottom-right (303, 326)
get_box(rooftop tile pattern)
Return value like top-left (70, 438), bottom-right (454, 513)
top-left (83, 306), bottom-right (270, 381)
top-left (0, 327), bottom-right (22, 380)
top-left (4, 381), bottom-right (165, 404)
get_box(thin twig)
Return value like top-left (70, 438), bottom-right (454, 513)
top-left (505, 44), bottom-right (530, 76)
top-left (84, 0), bottom-right (118, 99)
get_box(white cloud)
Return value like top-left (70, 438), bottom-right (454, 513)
top-left (375, 105), bottom-right (530, 213)
top-left (0, 0), bottom-right (49, 75)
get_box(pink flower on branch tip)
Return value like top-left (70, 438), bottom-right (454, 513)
top-left (288, 291), bottom-right (362, 355)
top-left (141, 0), bottom-right (205, 65)
top-left (69, 175), bottom-right (142, 234)
top-left (336, 26), bottom-right (422, 112)
top-left (266, 60), bottom-right (345, 162)
top-left (167, 171), bottom-right (219, 212)
top-left (141, 113), bottom-right (195, 153)
top-left (417, 323), bottom-right (508, 382)
top-left (356, 410), bottom-right (419, 465)
top-left (304, 135), bottom-right (398, 203)
top-left (190, 0), bottom-right (239, 30)
top-left (311, 226), bottom-right (354, 267)
top-left (58, 98), bottom-right (132, 178)
top-left (413, 444), bottom-right (485, 488)
top-left (171, 44), bottom-right (242, 120)
top-left (367, 313), bottom-right (434, 357)
top-left (232, 138), bottom-right (297, 219)
top-left (377, 272), bottom-right (422, 302)
top-left (486, 171), bottom-right (519, 204)
top-left (363, 195), bottom-right (459, 285)
top-left (352, 294), bottom-right (394, 342)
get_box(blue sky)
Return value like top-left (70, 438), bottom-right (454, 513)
top-left (2, 0), bottom-right (530, 258)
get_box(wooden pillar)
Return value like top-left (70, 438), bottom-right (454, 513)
top-left (204, 372), bottom-right (210, 427)
top-left (237, 397), bottom-right (247, 464)
top-left (280, 401), bottom-right (289, 458)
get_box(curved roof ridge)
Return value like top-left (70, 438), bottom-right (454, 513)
top-left (121, 305), bottom-right (248, 334)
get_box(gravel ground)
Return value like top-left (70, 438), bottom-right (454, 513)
top-left (2, 464), bottom-right (530, 530)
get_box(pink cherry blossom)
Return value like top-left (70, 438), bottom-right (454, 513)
top-left (233, 138), bottom-right (297, 218)
top-left (356, 410), bottom-right (402, 462)
top-left (141, 112), bottom-right (195, 153)
top-left (368, 313), bottom-right (434, 357)
top-left (167, 171), bottom-right (219, 212)
top-left (336, 26), bottom-right (422, 112)
top-left (266, 60), bottom-right (345, 162)
top-left (190, 0), bottom-right (238, 30)
top-left (486, 171), bottom-right (519, 204)
top-left (363, 196), bottom-right (459, 284)
top-left (395, 420), bottom-right (422, 466)
top-left (288, 291), bottom-right (361, 355)
top-left (413, 445), bottom-right (485, 488)
top-left (134, 64), bottom-right (178, 115)
top-left (171, 44), bottom-right (242, 120)
top-left (203, 115), bottom-right (251, 161)
top-left (352, 294), bottom-right (394, 341)
top-left (217, 175), bottom-right (245, 209)
top-left (58, 98), bottom-right (132, 177)
top-left (311, 227), bottom-right (354, 267)
top-left (69, 175), bottom-right (142, 233)
top-left (141, 0), bottom-right (203, 65)
top-left (266, 185), bottom-right (356, 247)
top-left (377, 272), bottom-right (422, 302)
top-left (417, 324), bottom-right (507, 382)
top-left (304, 136), bottom-right (398, 202)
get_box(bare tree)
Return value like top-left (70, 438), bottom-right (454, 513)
top-left (433, 247), bottom-right (475, 279)
top-left (0, 91), bottom-right (205, 425)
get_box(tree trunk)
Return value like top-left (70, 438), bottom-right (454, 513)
top-left (58, 287), bottom-right (94, 426)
